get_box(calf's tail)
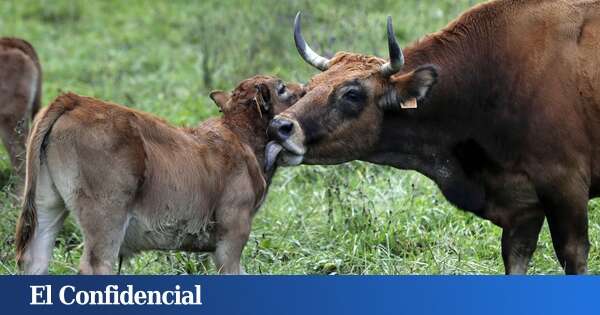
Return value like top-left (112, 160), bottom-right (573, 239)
top-left (15, 93), bottom-right (76, 268)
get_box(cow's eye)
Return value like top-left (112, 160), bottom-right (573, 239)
top-left (343, 89), bottom-right (362, 102)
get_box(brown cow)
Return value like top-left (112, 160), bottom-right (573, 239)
top-left (0, 38), bottom-right (41, 178)
top-left (268, 1), bottom-right (600, 274)
top-left (15, 75), bottom-right (304, 274)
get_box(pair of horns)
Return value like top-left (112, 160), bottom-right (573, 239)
top-left (294, 12), bottom-right (404, 76)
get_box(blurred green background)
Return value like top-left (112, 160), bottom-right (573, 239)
top-left (1, 0), bottom-right (595, 274)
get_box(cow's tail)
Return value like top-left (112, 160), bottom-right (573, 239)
top-left (15, 93), bottom-right (75, 267)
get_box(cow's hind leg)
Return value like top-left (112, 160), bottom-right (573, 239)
top-left (501, 211), bottom-right (545, 275)
top-left (73, 199), bottom-right (130, 275)
top-left (20, 164), bottom-right (66, 274)
top-left (0, 113), bottom-right (26, 176)
top-left (537, 174), bottom-right (589, 275)
top-left (546, 206), bottom-right (589, 275)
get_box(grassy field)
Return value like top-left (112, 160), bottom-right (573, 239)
top-left (1, 0), bottom-right (598, 275)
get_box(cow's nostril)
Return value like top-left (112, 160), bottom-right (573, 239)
top-left (268, 118), bottom-right (294, 141)
top-left (278, 122), bottom-right (293, 137)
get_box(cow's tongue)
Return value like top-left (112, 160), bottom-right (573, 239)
top-left (265, 141), bottom-right (283, 172)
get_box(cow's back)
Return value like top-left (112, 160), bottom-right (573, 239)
top-left (473, 1), bottom-right (600, 189)
top-left (43, 96), bottom-right (147, 211)
top-left (518, 0), bottom-right (600, 191)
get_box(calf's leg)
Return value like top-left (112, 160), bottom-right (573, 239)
top-left (501, 212), bottom-right (545, 275)
top-left (74, 201), bottom-right (130, 275)
top-left (212, 209), bottom-right (251, 275)
top-left (20, 164), bottom-right (66, 274)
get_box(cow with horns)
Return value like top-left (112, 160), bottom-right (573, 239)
top-left (267, 1), bottom-right (600, 274)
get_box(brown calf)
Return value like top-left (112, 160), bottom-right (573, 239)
top-left (15, 75), bottom-right (303, 274)
top-left (0, 38), bottom-right (41, 177)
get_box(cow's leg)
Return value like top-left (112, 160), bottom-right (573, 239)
top-left (74, 201), bottom-right (129, 275)
top-left (546, 207), bottom-right (589, 275)
top-left (0, 114), bottom-right (27, 176)
top-left (212, 209), bottom-right (251, 275)
top-left (537, 174), bottom-right (589, 275)
top-left (501, 212), bottom-right (545, 275)
top-left (19, 164), bottom-right (66, 274)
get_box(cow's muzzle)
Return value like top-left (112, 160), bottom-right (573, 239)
top-left (265, 116), bottom-right (306, 171)
top-left (268, 116), bottom-right (306, 155)
top-left (268, 117), bottom-right (294, 142)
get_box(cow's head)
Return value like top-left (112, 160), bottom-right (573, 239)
top-left (267, 13), bottom-right (438, 165)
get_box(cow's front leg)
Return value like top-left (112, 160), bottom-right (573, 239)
top-left (501, 212), bottom-right (545, 275)
top-left (212, 208), bottom-right (251, 275)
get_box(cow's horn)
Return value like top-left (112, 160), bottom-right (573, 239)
top-left (380, 16), bottom-right (405, 76)
top-left (294, 12), bottom-right (330, 71)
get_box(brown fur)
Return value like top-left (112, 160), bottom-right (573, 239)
top-left (0, 37), bottom-right (42, 177)
top-left (271, 0), bottom-right (600, 274)
top-left (15, 75), bottom-right (303, 274)
top-left (15, 102), bottom-right (70, 266)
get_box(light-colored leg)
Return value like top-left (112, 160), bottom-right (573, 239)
top-left (212, 210), bottom-right (251, 275)
top-left (20, 165), bottom-right (66, 275)
top-left (76, 203), bottom-right (129, 275)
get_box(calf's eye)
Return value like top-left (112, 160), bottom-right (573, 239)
top-left (278, 84), bottom-right (287, 95)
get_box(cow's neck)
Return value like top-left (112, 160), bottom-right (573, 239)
top-left (365, 28), bottom-right (497, 214)
top-left (222, 108), bottom-right (273, 179)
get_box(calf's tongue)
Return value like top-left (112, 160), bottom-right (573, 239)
top-left (265, 141), bottom-right (283, 172)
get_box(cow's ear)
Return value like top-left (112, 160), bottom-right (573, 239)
top-left (386, 65), bottom-right (438, 110)
top-left (254, 83), bottom-right (271, 112)
top-left (209, 90), bottom-right (230, 111)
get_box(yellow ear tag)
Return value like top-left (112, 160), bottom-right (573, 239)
top-left (401, 98), bottom-right (418, 109)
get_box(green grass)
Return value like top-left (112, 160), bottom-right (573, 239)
top-left (0, 0), bottom-right (596, 274)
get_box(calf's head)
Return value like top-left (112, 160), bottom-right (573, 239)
top-left (210, 75), bottom-right (304, 119)
top-left (268, 13), bottom-right (438, 165)
top-left (209, 75), bottom-right (306, 171)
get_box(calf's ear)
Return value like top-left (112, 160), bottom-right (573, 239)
top-left (254, 83), bottom-right (271, 112)
top-left (383, 65), bottom-right (438, 110)
top-left (209, 90), bottom-right (231, 111)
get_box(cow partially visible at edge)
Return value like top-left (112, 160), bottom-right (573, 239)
top-left (0, 37), bottom-right (41, 179)
top-left (268, 0), bottom-right (600, 274)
